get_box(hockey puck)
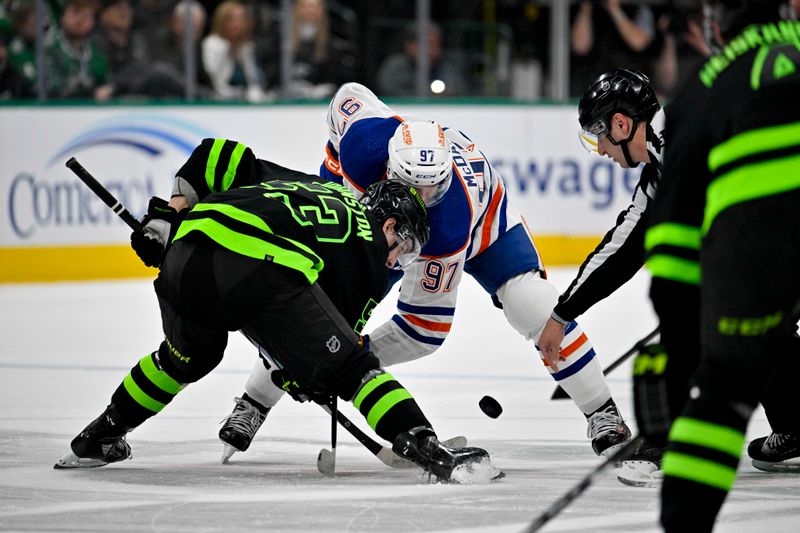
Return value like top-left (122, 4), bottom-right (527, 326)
top-left (479, 395), bottom-right (503, 419)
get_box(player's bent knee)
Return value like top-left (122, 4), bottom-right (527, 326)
top-left (495, 271), bottom-right (559, 341)
top-left (157, 339), bottom-right (221, 384)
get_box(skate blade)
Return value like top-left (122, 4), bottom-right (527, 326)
top-left (752, 458), bottom-right (800, 473)
top-left (54, 451), bottom-right (112, 469)
top-left (221, 444), bottom-right (238, 464)
top-left (599, 440), bottom-right (629, 460)
top-left (448, 457), bottom-right (504, 485)
top-left (442, 436), bottom-right (467, 448)
top-left (617, 460), bottom-right (662, 488)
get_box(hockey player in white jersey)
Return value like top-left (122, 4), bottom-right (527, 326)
top-left (218, 82), bottom-right (632, 463)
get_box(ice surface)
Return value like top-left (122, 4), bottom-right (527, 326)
top-left (1, 269), bottom-right (798, 532)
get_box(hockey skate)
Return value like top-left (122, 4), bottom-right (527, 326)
top-left (587, 400), bottom-right (632, 457)
top-left (392, 427), bottom-right (503, 484)
top-left (54, 404), bottom-right (132, 469)
top-left (748, 432), bottom-right (800, 472)
top-left (219, 396), bottom-right (269, 464)
top-left (617, 441), bottom-right (664, 487)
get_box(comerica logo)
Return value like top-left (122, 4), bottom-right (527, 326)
top-left (4, 114), bottom-right (214, 241)
top-left (9, 172), bottom-right (155, 239)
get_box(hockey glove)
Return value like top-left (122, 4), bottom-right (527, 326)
top-left (632, 343), bottom-right (672, 447)
top-left (130, 197), bottom-right (186, 268)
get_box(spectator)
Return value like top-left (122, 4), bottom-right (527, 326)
top-left (260, 0), bottom-right (354, 99)
top-left (375, 21), bottom-right (466, 97)
top-left (570, 0), bottom-right (661, 97)
top-left (202, 0), bottom-right (266, 102)
top-left (44, 0), bottom-right (112, 100)
top-left (92, 0), bottom-right (149, 97)
top-left (4, 1), bottom-right (39, 97)
top-left (140, 0), bottom-right (211, 98)
top-left (655, 2), bottom-right (710, 99)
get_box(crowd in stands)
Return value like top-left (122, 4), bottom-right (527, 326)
top-left (0, 0), bottom-right (356, 101)
top-left (2, 0), bottom-right (792, 102)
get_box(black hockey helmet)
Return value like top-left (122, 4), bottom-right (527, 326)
top-left (706, 0), bottom-right (784, 41)
top-left (578, 68), bottom-right (660, 144)
top-left (361, 180), bottom-right (430, 269)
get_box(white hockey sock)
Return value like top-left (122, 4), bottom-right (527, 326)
top-left (554, 356), bottom-right (611, 415)
top-left (244, 356), bottom-right (287, 409)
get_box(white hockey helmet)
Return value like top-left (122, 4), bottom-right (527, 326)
top-left (387, 120), bottom-right (453, 206)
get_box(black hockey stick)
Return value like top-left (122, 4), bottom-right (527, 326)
top-left (66, 157), bottom-right (143, 232)
top-left (318, 403), bottom-right (417, 469)
top-left (551, 326), bottom-right (660, 400)
top-left (524, 435), bottom-right (643, 533)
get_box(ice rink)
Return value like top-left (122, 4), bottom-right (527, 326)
top-left (1, 268), bottom-right (798, 532)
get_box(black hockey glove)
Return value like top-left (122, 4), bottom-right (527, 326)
top-left (130, 197), bottom-right (186, 268)
top-left (632, 343), bottom-right (672, 447)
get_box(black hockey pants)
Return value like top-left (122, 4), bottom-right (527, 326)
top-left (112, 239), bottom-right (379, 427)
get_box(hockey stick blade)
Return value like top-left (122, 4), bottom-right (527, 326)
top-left (65, 158), bottom-right (143, 232)
top-left (317, 448), bottom-right (336, 475)
top-left (551, 327), bottom-right (660, 400)
top-left (318, 404), bottom-right (468, 470)
top-left (524, 435), bottom-right (642, 533)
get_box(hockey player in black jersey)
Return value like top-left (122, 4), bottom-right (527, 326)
top-left (641, 1), bottom-right (800, 530)
top-left (54, 140), bottom-right (499, 483)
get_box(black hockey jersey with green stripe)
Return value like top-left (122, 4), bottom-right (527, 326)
top-left (645, 21), bottom-right (800, 284)
top-left (172, 139), bottom-right (388, 334)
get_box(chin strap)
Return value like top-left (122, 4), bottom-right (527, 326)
top-left (620, 142), bottom-right (637, 168)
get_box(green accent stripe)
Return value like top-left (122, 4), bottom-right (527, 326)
top-left (205, 139), bottom-right (226, 193)
top-left (644, 223), bottom-right (701, 253)
top-left (222, 142), bottom-right (246, 191)
top-left (750, 46), bottom-right (769, 91)
top-left (669, 417), bottom-right (745, 457)
top-left (366, 389), bottom-right (414, 431)
top-left (645, 254), bottom-right (700, 285)
top-left (138, 354), bottom-right (184, 395)
top-left (190, 203), bottom-right (273, 234)
top-left (704, 153), bottom-right (800, 233)
top-left (662, 451), bottom-right (738, 491)
top-left (174, 218), bottom-right (323, 284)
top-left (122, 374), bottom-right (166, 413)
top-left (353, 372), bottom-right (394, 409)
top-left (708, 122), bottom-right (800, 172)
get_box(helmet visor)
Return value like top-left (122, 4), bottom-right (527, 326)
top-left (578, 118), bottom-right (608, 153)
top-left (578, 130), bottom-right (600, 153)
top-left (389, 224), bottom-right (423, 270)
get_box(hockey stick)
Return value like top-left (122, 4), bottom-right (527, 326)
top-left (318, 403), bottom-right (417, 469)
top-left (551, 326), bottom-right (660, 400)
top-left (524, 435), bottom-right (643, 533)
top-left (66, 157), bottom-right (143, 232)
top-left (317, 403), bottom-right (469, 471)
top-left (317, 397), bottom-right (338, 475)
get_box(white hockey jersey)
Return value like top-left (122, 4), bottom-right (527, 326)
top-left (320, 83), bottom-right (540, 365)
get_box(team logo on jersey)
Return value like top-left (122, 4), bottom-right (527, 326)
top-left (326, 335), bottom-right (341, 353)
